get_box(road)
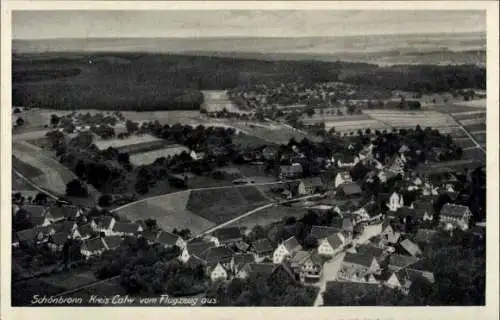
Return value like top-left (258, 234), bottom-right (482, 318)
top-left (449, 113), bottom-right (486, 154)
top-left (313, 252), bottom-right (346, 307)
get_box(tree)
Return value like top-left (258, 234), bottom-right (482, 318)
top-left (65, 179), bottom-right (89, 198)
top-left (16, 117), bottom-right (24, 126)
top-left (125, 120), bottom-right (139, 134)
top-left (33, 192), bottom-right (49, 205)
top-left (144, 218), bottom-right (158, 231)
top-left (98, 194), bottom-right (113, 207)
top-left (50, 114), bottom-right (60, 127)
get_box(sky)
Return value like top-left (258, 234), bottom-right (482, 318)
top-left (12, 10), bottom-right (486, 39)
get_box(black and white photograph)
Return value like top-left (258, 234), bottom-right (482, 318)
top-left (2, 1), bottom-right (498, 316)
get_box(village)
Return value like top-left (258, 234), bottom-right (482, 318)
top-left (11, 123), bottom-right (486, 305)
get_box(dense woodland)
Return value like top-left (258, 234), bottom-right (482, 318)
top-left (13, 53), bottom-right (485, 111)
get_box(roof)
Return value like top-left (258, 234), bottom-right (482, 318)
top-left (440, 204), bottom-right (471, 218)
top-left (187, 241), bottom-right (215, 259)
top-left (82, 238), bottom-right (106, 252)
top-left (399, 239), bottom-right (423, 257)
top-left (280, 164), bottom-right (303, 174)
top-left (289, 250), bottom-right (311, 265)
top-left (325, 233), bottom-right (344, 250)
top-left (22, 205), bottom-right (47, 217)
top-left (387, 254), bottom-right (420, 269)
top-left (412, 200), bottom-right (433, 217)
top-left (186, 255), bottom-right (205, 269)
top-left (343, 252), bottom-right (376, 267)
top-left (50, 232), bottom-right (71, 246)
top-left (201, 246), bottom-right (235, 264)
top-left (232, 253), bottom-right (255, 268)
top-left (356, 244), bottom-right (386, 259)
top-left (51, 221), bottom-right (76, 235)
top-left (414, 228), bottom-right (438, 244)
top-left (212, 227), bottom-right (243, 242)
top-left (78, 224), bottom-right (94, 237)
top-left (388, 206), bottom-right (413, 219)
top-left (252, 238), bottom-right (274, 254)
top-left (112, 222), bottom-right (141, 234)
top-left (103, 236), bottom-right (124, 250)
top-left (48, 205), bottom-right (80, 219)
top-left (302, 177), bottom-right (323, 188)
top-left (16, 226), bottom-right (51, 243)
top-left (156, 231), bottom-right (179, 246)
top-left (141, 230), bottom-right (159, 242)
top-left (310, 226), bottom-right (341, 240)
top-left (281, 236), bottom-right (303, 253)
top-left (93, 216), bottom-right (115, 230)
top-left (241, 263), bottom-right (277, 276)
top-left (338, 182), bottom-right (362, 196)
top-left (342, 218), bottom-right (354, 232)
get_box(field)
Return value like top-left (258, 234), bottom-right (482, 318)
top-left (12, 156), bottom-right (44, 179)
top-left (12, 171), bottom-right (37, 191)
top-left (363, 110), bottom-right (458, 129)
top-left (451, 109), bottom-right (486, 156)
top-left (186, 186), bottom-right (270, 224)
top-left (129, 145), bottom-right (190, 166)
top-left (229, 204), bottom-right (309, 229)
top-left (114, 191), bottom-right (217, 234)
top-left (94, 134), bottom-right (160, 150)
top-left (202, 90), bottom-right (250, 114)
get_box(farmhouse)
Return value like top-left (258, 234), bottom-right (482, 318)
top-left (102, 235), bottom-right (125, 250)
top-left (387, 254), bottom-right (420, 272)
top-left (211, 227), bottom-right (243, 246)
top-left (237, 263), bottom-right (277, 279)
top-left (16, 226), bottom-right (53, 246)
top-left (250, 238), bottom-right (274, 262)
top-left (273, 236), bottom-right (303, 264)
top-left (51, 221), bottom-right (79, 237)
top-left (200, 246), bottom-right (235, 268)
top-left (317, 233), bottom-right (345, 257)
top-left (411, 200), bottom-right (434, 222)
top-left (297, 177), bottom-right (324, 195)
top-left (336, 182), bottom-right (362, 199)
top-left (397, 239), bottom-right (423, 257)
top-left (337, 252), bottom-right (382, 281)
top-left (413, 228), bottom-right (438, 245)
top-left (310, 226), bottom-right (342, 240)
top-left (47, 232), bottom-right (71, 252)
top-left (334, 152), bottom-right (360, 168)
top-left (181, 240), bottom-right (215, 263)
top-left (279, 164), bottom-right (303, 180)
top-left (156, 231), bottom-right (186, 249)
top-left (355, 244), bottom-right (387, 263)
top-left (22, 205), bottom-right (51, 227)
top-left (207, 262), bottom-right (229, 282)
top-left (78, 224), bottom-right (95, 240)
top-left (387, 191), bottom-right (404, 212)
top-left (439, 204), bottom-right (472, 230)
top-left (80, 238), bottom-right (107, 259)
top-left (47, 205), bottom-right (83, 221)
top-left (230, 253), bottom-right (256, 274)
top-left (289, 251), bottom-right (322, 283)
top-left (111, 222), bottom-right (143, 237)
top-left (91, 216), bottom-right (116, 236)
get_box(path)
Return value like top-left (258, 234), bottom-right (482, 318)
top-left (449, 113), bottom-right (486, 154)
top-left (313, 252), bottom-right (346, 307)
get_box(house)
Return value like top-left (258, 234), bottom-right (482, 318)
top-left (102, 235), bottom-right (124, 250)
top-left (22, 205), bottom-right (51, 227)
top-left (90, 216), bottom-right (116, 236)
top-left (317, 233), bottom-right (345, 257)
top-left (413, 228), bottom-right (438, 245)
top-left (47, 232), bottom-right (71, 252)
top-left (111, 222), bottom-right (143, 237)
top-left (397, 239), bottom-right (423, 257)
top-left (230, 253), bottom-right (256, 274)
top-left (51, 221), bottom-right (79, 238)
top-left (406, 259), bottom-right (436, 283)
top-left (78, 224), bottom-right (95, 240)
top-left (237, 263), bottom-right (277, 279)
top-left (211, 227), bottom-right (243, 246)
top-left (207, 262), bottom-right (229, 282)
top-left (156, 231), bottom-right (186, 249)
top-left (298, 177), bottom-right (324, 195)
top-left (190, 150), bottom-right (206, 161)
top-left (378, 170), bottom-right (399, 184)
top-left (386, 254), bottom-right (420, 272)
top-left (141, 230), bottom-right (159, 245)
top-left (289, 251), bottom-right (322, 283)
top-left (47, 205), bottom-right (83, 221)
top-left (16, 226), bottom-right (53, 246)
top-left (333, 171), bottom-right (353, 189)
top-left (200, 246), bottom-right (235, 268)
top-left (335, 153), bottom-right (360, 168)
top-left (333, 201), bottom-right (357, 216)
top-left (250, 238), bottom-right (274, 262)
top-left (278, 164), bottom-right (303, 180)
top-left (180, 240), bottom-right (215, 263)
top-left (273, 236), bottom-right (303, 264)
top-left (336, 182), bottom-right (362, 199)
top-left (352, 201), bottom-right (382, 222)
top-left (337, 253), bottom-right (382, 281)
top-left (380, 221), bottom-right (401, 244)
top-left (355, 244), bottom-right (387, 263)
top-left (439, 204), bottom-right (473, 230)
top-left (341, 218), bottom-right (354, 239)
top-left (309, 226), bottom-right (342, 240)
top-left (411, 200), bottom-right (434, 222)
top-left (387, 191), bottom-right (404, 212)
top-left (80, 238), bottom-right (107, 259)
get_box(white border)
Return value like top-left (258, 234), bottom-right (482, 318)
top-left (1, 2), bottom-right (499, 320)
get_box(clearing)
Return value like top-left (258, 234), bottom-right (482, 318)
top-left (129, 145), bottom-right (190, 166)
top-left (202, 90), bottom-right (251, 114)
top-left (94, 134), bottom-right (160, 150)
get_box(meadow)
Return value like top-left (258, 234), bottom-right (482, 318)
top-left (129, 145), bottom-right (190, 166)
top-left (94, 134), bottom-right (160, 151)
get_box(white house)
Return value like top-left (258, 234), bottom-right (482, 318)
top-left (317, 233), bottom-right (345, 257)
top-left (439, 204), bottom-right (473, 231)
top-left (209, 262), bottom-right (228, 282)
top-left (190, 150), bottom-right (206, 161)
top-left (387, 191), bottom-right (404, 212)
top-left (90, 216), bottom-right (116, 236)
top-left (273, 236), bottom-right (303, 264)
top-left (80, 238), bottom-right (107, 259)
top-left (334, 171), bottom-right (353, 188)
top-left (336, 154), bottom-right (360, 168)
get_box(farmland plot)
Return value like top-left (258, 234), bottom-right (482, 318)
top-left (115, 191), bottom-right (216, 234)
top-left (202, 90), bottom-right (251, 114)
top-left (364, 110), bottom-right (458, 129)
top-left (229, 204), bottom-right (309, 229)
top-left (94, 134), bottom-right (160, 150)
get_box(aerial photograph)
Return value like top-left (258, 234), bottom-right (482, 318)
top-left (10, 9), bottom-right (487, 307)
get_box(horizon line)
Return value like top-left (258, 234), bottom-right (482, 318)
top-left (12, 30), bottom-right (486, 41)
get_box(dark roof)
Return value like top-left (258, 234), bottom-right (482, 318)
top-left (388, 254), bottom-right (420, 269)
top-left (440, 204), bottom-right (471, 218)
top-left (343, 252), bottom-right (376, 267)
top-left (325, 233), bottom-right (344, 249)
top-left (16, 227), bottom-right (49, 243)
top-left (22, 205), bottom-right (47, 217)
top-left (252, 238), bottom-right (274, 254)
top-left (342, 218), bottom-right (354, 232)
top-left (241, 263), bottom-right (277, 276)
top-left (187, 241), bottom-right (214, 259)
top-left (282, 236), bottom-right (303, 253)
top-left (389, 206), bottom-right (414, 219)
top-left (399, 239), bottom-right (423, 257)
top-left (414, 228), bottom-right (437, 244)
top-left (112, 222), bottom-right (141, 234)
top-left (93, 216), bottom-right (114, 229)
top-left (212, 227), bottom-right (243, 242)
top-left (103, 236), bottom-right (124, 250)
top-left (356, 244), bottom-right (386, 259)
top-left (50, 232), bottom-right (71, 246)
top-left (232, 253), bottom-right (255, 268)
top-left (48, 205), bottom-right (80, 219)
top-left (82, 238), bottom-right (106, 252)
top-left (51, 221), bottom-right (76, 235)
top-left (156, 231), bottom-right (179, 246)
top-left (310, 226), bottom-right (341, 240)
top-left (338, 182), bottom-right (362, 196)
top-left (186, 255), bottom-right (205, 268)
top-left (201, 246), bottom-right (235, 264)
top-left (141, 230), bottom-right (159, 242)
top-left (412, 200), bottom-right (433, 217)
top-left (78, 224), bottom-right (94, 237)
top-left (335, 153), bottom-right (357, 163)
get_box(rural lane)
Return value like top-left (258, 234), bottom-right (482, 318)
top-left (312, 251), bottom-right (346, 307)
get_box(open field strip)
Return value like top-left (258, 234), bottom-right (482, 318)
top-left (364, 110), bottom-right (458, 128)
top-left (302, 113), bottom-right (372, 124)
top-left (129, 145), bottom-right (190, 166)
top-left (202, 90), bottom-right (251, 114)
top-left (94, 134), bottom-right (160, 150)
top-left (458, 99), bottom-right (487, 108)
top-left (470, 130), bottom-right (486, 135)
top-left (323, 119), bottom-right (390, 131)
top-left (457, 118), bottom-right (486, 126)
top-left (451, 110), bottom-right (487, 118)
top-left (12, 129), bottom-right (50, 141)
